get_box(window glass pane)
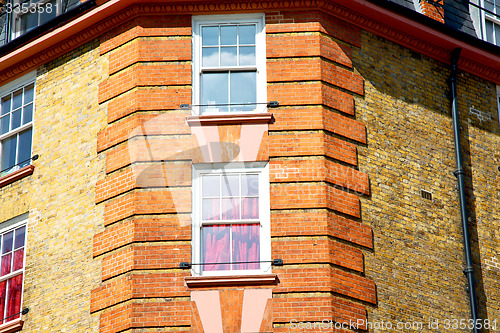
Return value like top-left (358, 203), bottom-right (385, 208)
top-left (495, 23), bottom-right (500, 45)
top-left (202, 198), bottom-right (220, 220)
top-left (1, 97), bottom-right (10, 116)
top-left (6, 274), bottom-right (23, 321)
top-left (202, 47), bottom-right (219, 67)
top-left (12, 89), bottom-right (22, 110)
top-left (21, 12), bottom-right (38, 34)
top-left (486, 20), bottom-right (494, 43)
top-left (201, 72), bottom-right (228, 113)
top-left (485, 0), bottom-right (494, 11)
top-left (18, 128), bottom-right (32, 168)
top-left (1, 254), bottom-right (11, 276)
top-left (221, 198), bottom-right (239, 220)
top-left (202, 225), bottom-right (230, 271)
top-left (40, 0), bottom-right (57, 25)
top-left (221, 174), bottom-right (239, 196)
top-left (0, 115), bottom-right (9, 135)
top-left (22, 103), bottom-right (33, 125)
top-left (2, 232), bottom-right (12, 255)
top-left (202, 26), bottom-right (219, 46)
top-left (11, 110), bottom-right (21, 130)
top-left (220, 47), bottom-right (237, 66)
top-left (202, 175), bottom-right (220, 197)
top-left (241, 197), bottom-right (259, 219)
top-left (14, 227), bottom-right (25, 250)
top-left (1, 136), bottom-right (17, 171)
top-left (239, 46), bottom-right (255, 66)
top-left (241, 174), bottom-right (259, 196)
top-left (239, 25), bottom-right (256, 44)
top-left (24, 84), bottom-right (34, 104)
top-left (221, 25), bottom-right (237, 45)
top-left (230, 71), bottom-right (256, 111)
top-left (232, 224), bottom-right (260, 270)
top-left (0, 26), bottom-right (5, 47)
top-left (13, 249), bottom-right (24, 271)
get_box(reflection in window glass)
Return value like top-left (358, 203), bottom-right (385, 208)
top-left (0, 80), bottom-right (35, 175)
top-left (202, 26), bottom-right (219, 46)
top-left (18, 129), bottom-right (32, 168)
top-left (230, 72), bottom-right (256, 111)
top-left (220, 47), bottom-right (237, 66)
top-left (199, 22), bottom-right (259, 113)
top-left (484, 0), bottom-right (500, 45)
top-left (19, 0), bottom-right (59, 36)
top-left (201, 72), bottom-right (229, 113)
top-left (239, 25), bottom-right (256, 44)
top-left (220, 25), bottom-right (237, 45)
top-left (39, 0), bottom-right (57, 25)
top-left (1, 136), bottom-right (17, 172)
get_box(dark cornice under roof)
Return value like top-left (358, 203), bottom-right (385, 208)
top-left (369, 0), bottom-right (500, 57)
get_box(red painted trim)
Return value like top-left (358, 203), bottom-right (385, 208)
top-left (0, 317), bottom-right (24, 333)
top-left (186, 113), bottom-right (275, 126)
top-left (0, 0), bottom-right (137, 84)
top-left (0, 165), bottom-right (35, 189)
top-left (185, 274), bottom-right (279, 288)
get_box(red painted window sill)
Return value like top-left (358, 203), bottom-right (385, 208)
top-left (185, 274), bottom-right (279, 288)
top-left (0, 165), bottom-right (35, 189)
top-left (186, 113), bottom-right (274, 126)
top-left (0, 317), bottom-right (24, 333)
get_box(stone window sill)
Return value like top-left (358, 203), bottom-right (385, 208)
top-left (186, 113), bottom-right (274, 127)
top-left (0, 317), bottom-right (24, 333)
top-left (185, 274), bottom-right (279, 288)
top-left (0, 165), bottom-right (35, 189)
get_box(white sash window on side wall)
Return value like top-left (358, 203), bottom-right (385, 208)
top-left (192, 14), bottom-right (266, 115)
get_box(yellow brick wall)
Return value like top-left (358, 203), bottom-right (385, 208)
top-left (355, 31), bottom-right (500, 331)
top-left (0, 39), bottom-right (106, 332)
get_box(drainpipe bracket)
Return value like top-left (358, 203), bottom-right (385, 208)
top-left (463, 266), bottom-right (474, 275)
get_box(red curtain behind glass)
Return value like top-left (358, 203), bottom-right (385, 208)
top-left (0, 252), bottom-right (9, 324)
top-left (203, 225), bottom-right (230, 271)
top-left (203, 196), bottom-right (260, 271)
top-left (232, 224), bottom-right (259, 270)
top-left (0, 236), bottom-right (24, 323)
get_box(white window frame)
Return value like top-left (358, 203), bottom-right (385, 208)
top-left (480, 0), bottom-right (500, 45)
top-left (191, 162), bottom-right (271, 276)
top-left (497, 85), bottom-right (500, 127)
top-left (412, 0), bottom-right (422, 13)
top-left (0, 213), bottom-right (28, 326)
top-left (11, 0), bottom-right (63, 39)
top-left (192, 14), bottom-right (267, 115)
top-left (0, 72), bottom-right (36, 177)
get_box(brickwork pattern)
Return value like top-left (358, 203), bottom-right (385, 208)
top-left (354, 31), bottom-right (500, 330)
top-left (3, 2), bottom-right (499, 333)
top-left (421, 0), bottom-right (445, 23)
top-left (91, 9), bottom-right (375, 333)
top-left (266, 10), bottom-right (374, 332)
top-left (0, 40), bottom-right (106, 332)
top-left (92, 14), bottom-right (196, 333)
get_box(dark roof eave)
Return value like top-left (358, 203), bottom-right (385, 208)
top-left (0, 0), bottom-right (96, 57)
top-left (363, 0), bottom-right (500, 58)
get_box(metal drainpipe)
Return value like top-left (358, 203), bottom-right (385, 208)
top-left (450, 47), bottom-right (480, 332)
